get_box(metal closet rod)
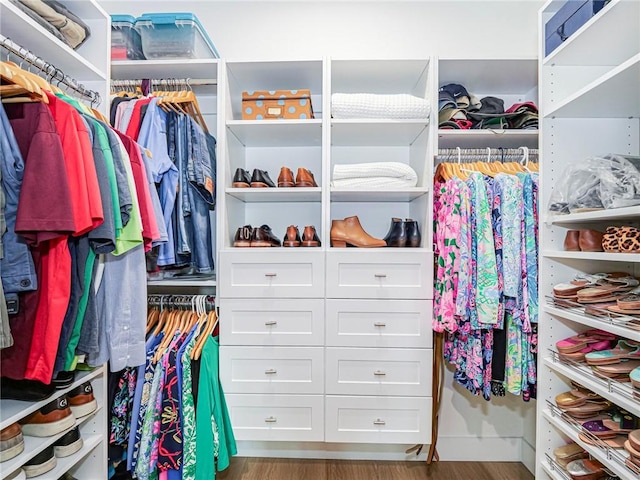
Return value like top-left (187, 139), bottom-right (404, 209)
top-left (0, 34), bottom-right (101, 106)
top-left (111, 78), bottom-right (217, 88)
top-left (147, 294), bottom-right (216, 310)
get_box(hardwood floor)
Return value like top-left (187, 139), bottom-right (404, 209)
top-left (217, 458), bottom-right (534, 480)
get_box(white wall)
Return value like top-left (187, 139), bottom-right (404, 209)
top-left (99, 0), bottom-right (542, 463)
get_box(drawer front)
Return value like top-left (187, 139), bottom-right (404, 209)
top-left (220, 346), bottom-right (324, 394)
top-left (326, 299), bottom-right (432, 348)
top-left (325, 396), bottom-right (431, 444)
top-left (219, 250), bottom-right (324, 298)
top-left (326, 348), bottom-right (432, 396)
top-left (219, 298), bottom-right (324, 346)
top-left (226, 394), bottom-right (324, 442)
top-left (326, 250), bottom-right (433, 299)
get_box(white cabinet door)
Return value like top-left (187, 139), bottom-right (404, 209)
top-left (219, 250), bottom-right (324, 298)
top-left (220, 346), bottom-right (324, 394)
top-left (226, 394), bottom-right (324, 442)
top-left (326, 250), bottom-right (432, 299)
top-left (325, 348), bottom-right (432, 396)
top-left (325, 299), bottom-right (432, 348)
top-left (325, 396), bottom-right (431, 444)
top-left (219, 298), bottom-right (325, 346)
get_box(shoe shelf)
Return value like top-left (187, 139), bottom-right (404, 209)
top-left (36, 434), bottom-right (102, 480)
top-left (226, 120), bottom-right (323, 147)
top-left (0, 366), bottom-right (105, 429)
top-left (543, 303), bottom-right (640, 344)
top-left (0, 406), bottom-right (102, 479)
top-left (437, 130), bottom-right (539, 149)
top-left (330, 187), bottom-right (429, 203)
top-left (542, 404), bottom-right (635, 480)
top-left (544, 53), bottom-right (640, 119)
top-left (543, 350), bottom-right (640, 419)
top-left (541, 454), bottom-right (572, 480)
top-left (330, 120), bottom-right (429, 146)
top-left (542, 0), bottom-right (640, 68)
top-left (545, 206), bottom-right (640, 225)
top-left (0, 0), bottom-right (107, 82)
top-left (226, 187), bottom-right (322, 203)
top-left (541, 250), bottom-right (640, 262)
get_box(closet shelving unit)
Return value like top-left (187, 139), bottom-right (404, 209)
top-left (0, 1), bottom-right (109, 479)
top-left (536, 0), bottom-right (640, 479)
top-left (111, 57), bottom-right (219, 290)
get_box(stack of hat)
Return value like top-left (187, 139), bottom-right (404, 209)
top-left (438, 83), bottom-right (538, 130)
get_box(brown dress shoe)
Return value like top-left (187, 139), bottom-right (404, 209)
top-left (233, 225), bottom-right (253, 247)
top-left (295, 168), bottom-right (317, 187)
top-left (251, 225), bottom-right (282, 247)
top-left (283, 225), bottom-right (301, 247)
top-left (330, 216), bottom-right (386, 248)
top-left (578, 229), bottom-right (604, 252)
top-left (564, 230), bottom-right (580, 251)
top-left (278, 167), bottom-right (295, 187)
top-left (302, 226), bottom-right (321, 247)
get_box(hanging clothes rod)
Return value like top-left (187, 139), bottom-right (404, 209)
top-left (436, 147), bottom-right (539, 164)
top-left (111, 78), bottom-right (217, 88)
top-left (147, 294), bottom-right (216, 311)
top-left (0, 34), bottom-right (101, 106)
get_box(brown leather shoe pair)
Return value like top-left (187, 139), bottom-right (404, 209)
top-left (330, 216), bottom-right (386, 248)
top-left (283, 225), bottom-right (321, 247)
top-left (564, 229), bottom-right (603, 252)
top-left (233, 225), bottom-right (282, 247)
top-left (278, 167), bottom-right (318, 187)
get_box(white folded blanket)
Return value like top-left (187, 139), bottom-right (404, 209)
top-left (332, 177), bottom-right (415, 189)
top-left (332, 93), bottom-right (430, 119)
top-left (332, 162), bottom-right (418, 188)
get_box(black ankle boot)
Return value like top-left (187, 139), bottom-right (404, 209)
top-left (405, 219), bottom-right (421, 247)
top-left (383, 218), bottom-right (407, 247)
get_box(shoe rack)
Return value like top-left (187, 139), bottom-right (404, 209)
top-left (536, 1), bottom-right (640, 479)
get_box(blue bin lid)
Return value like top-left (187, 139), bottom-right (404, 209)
top-left (111, 14), bottom-right (137, 25)
top-left (135, 12), bottom-right (219, 58)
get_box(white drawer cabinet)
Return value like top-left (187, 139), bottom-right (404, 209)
top-left (226, 394), bottom-right (324, 442)
top-left (326, 348), bottom-right (432, 396)
top-left (326, 299), bottom-right (432, 348)
top-left (219, 298), bottom-right (324, 346)
top-left (219, 250), bottom-right (325, 298)
top-left (325, 396), bottom-right (431, 444)
top-left (220, 346), bottom-right (324, 394)
top-left (326, 250), bottom-right (433, 299)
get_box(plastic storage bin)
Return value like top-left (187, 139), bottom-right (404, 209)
top-left (111, 15), bottom-right (145, 60)
top-left (135, 13), bottom-right (219, 59)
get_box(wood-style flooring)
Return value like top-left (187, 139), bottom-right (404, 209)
top-left (217, 458), bottom-right (534, 480)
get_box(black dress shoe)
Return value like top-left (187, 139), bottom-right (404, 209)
top-left (383, 217), bottom-right (407, 247)
top-left (250, 169), bottom-right (276, 188)
top-left (232, 168), bottom-right (251, 188)
top-left (233, 225), bottom-right (253, 247)
top-left (251, 225), bottom-right (281, 247)
top-left (405, 218), bottom-right (421, 247)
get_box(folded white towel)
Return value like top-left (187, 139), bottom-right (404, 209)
top-left (332, 177), bottom-right (416, 189)
top-left (332, 162), bottom-right (418, 187)
top-left (332, 93), bottom-right (431, 119)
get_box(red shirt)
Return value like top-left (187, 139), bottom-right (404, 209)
top-left (125, 98), bottom-right (152, 141)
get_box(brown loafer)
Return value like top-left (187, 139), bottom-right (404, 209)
top-left (278, 167), bottom-right (295, 187)
top-left (295, 168), bottom-right (318, 187)
top-left (283, 225), bottom-right (301, 247)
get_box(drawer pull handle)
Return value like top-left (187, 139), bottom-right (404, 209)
top-left (374, 274), bottom-right (387, 278)
top-left (374, 322), bottom-right (386, 327)
top-left (265, 369), bottom-right (277, 375)
top-left (374, 370), bottom-right (386, 376)
top-left (264, 273), bottom-right (277, 277)
top-left (265, 321), bottom-right (278, 326)
top-left (373, 419), bottom-right (386, 426)
top-left (265, 416), bottom-right (277, 423)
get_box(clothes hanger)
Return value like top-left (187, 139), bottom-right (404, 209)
top-left (192, 309), bottom-right (218, 360)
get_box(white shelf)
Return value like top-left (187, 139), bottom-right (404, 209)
top-left (545, 53), bottom-right (640, 118)
top-left (437, 130), bottom-right (538, 149)
top-left (541, 456), bottom-right (571, 480)
top-left (0, 0), bottom-right (106, 81)
top-left (147, 278), bottom-right (217, 288)
top-left (543, 0), bottom-right (640, 67)
top-left (543, 355), bottom-right (640, 419)
top-left (111, 59), bottom-right (218, 79)
top-left (439, 58), bottom-right (538, 94)
top-left (330, 187), bottom-right (429, 202)
top-left (0, 366), bottom-right (105, 429)
top-left (546, 206), bottom-right (640, 225)
top-left (226, 187), bottom-right (321, 203)
top-left (226, 120), bottom-right (322, 147)
top-left (541, 250), bottom-right (640, 262)
top-left (0, 406), bottom-right (102, 479)
top-left (331, 59), bottom-right (430, 94)
top-left (542, 409), bottom-right (635, 480)
top-left (543, 304), bottom-right (640, 343)
top-left (38, 434), bottom-right (103, 480)
top-left (331, 120), bottom-right (429, 146)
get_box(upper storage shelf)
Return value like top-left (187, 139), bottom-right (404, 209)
top-left (542, 0), bottom-right (640, 67)
top-left (0, 0), bottom-right (108, 81)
